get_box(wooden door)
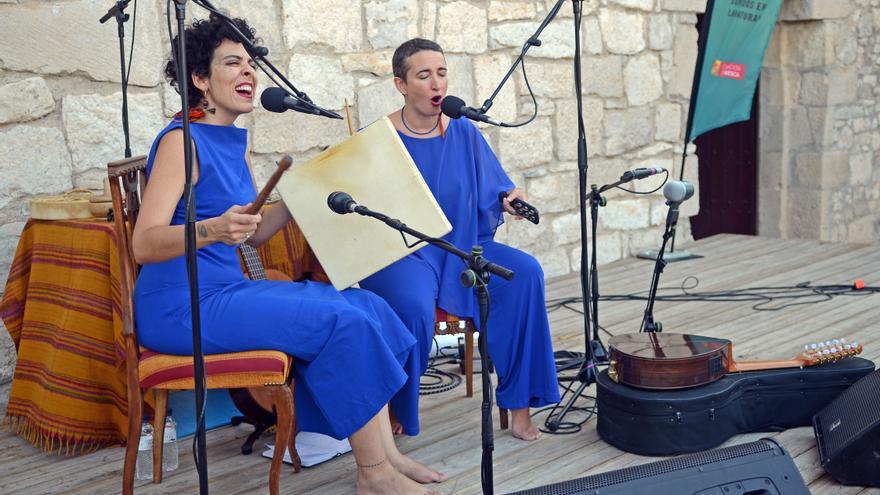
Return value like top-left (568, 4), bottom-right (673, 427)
top-left (688, 14), bottom-right (759, 240)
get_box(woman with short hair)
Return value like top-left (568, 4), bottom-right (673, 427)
top-left (360, 38), bottom-right (561, 442)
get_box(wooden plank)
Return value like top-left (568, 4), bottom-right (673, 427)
top-left (1, 235), bottom-right (878, 494)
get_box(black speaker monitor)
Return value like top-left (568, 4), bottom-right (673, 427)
top-left (813, 368), bottom-right (880, 486)
top-left (506, 438), bottom-right (808, 495)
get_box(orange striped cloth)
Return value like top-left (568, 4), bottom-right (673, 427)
top-left (1, 219), bottom-right (128, 454)
top-left (1, 218), bottom-right (311, 455)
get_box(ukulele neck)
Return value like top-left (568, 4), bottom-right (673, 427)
top-left (729, 359), bottom-right (804, 373)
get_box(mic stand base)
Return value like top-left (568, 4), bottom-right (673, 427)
top-left (637, 248), bottom-right (702, 262)
top-left (544, 358), bottom-right (597, 432)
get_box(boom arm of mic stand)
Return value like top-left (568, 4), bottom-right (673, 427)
top-left (190, 0), bottom-right (342, 119)
top-left (99, 0), bottom-right (130, 24)
top-left (478, 0), bottom-right (566, 113)
top-left (352, 207), bottom-right (515, 280)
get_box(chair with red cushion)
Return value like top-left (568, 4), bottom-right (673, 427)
top-left (434, 307), bottom-right (508, 429)
top-left (108, 156), bottom-right (300, 495)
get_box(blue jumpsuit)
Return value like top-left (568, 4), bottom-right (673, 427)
top-left (134, 121), bottom-right (421, 439)
top-left (360, 118), bottom-right (560, 410)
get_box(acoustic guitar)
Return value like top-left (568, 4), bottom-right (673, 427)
top-left (607, 332), bottom-right (863, 390)
top-left (229, 233), bottom-right (328, 454)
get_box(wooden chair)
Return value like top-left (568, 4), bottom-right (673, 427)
top-left (108, 156), bottom-right (300, 495)
top-left (434, 307), bottom-right (508, 429)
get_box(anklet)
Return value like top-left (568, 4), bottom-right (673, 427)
top-left (356, 457), bottom-right (387, 469)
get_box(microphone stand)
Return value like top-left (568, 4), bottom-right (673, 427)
top-left (100, 0), bottom-right (133, 158)
top-left (540, 0), bottom-right (601, 434)
top-left (340, 202), bottom-right (513, 495)
top-left (640, 200), bottom-right (685, 333)
top-left (171, 1), bottom-right (209, 493)
top-left (477, 0), bottom-right (566, 115)
top-left (548, 176), bottom-right (644, 429)
top-left (189, 0), bottom-right (341, 119)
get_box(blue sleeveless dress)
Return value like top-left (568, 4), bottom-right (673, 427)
top-left (360, 118), bottom-right (560, 410)
top-left (134, 121), bottom-right (421, 439)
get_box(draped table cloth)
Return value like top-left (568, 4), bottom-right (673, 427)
top-left (1, 217), bottom-right (312, 454)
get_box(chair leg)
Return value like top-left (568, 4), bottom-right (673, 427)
top-left (287, 379), bottom-right (302, 472)
top-left (269, 385), bottom-right (295, 495)
top-left (152, 389), bottom-right (168, 483)
top-left (123, 387), bottom-right (143, 495)
top-left (465, 329), bottom-right (474, 398)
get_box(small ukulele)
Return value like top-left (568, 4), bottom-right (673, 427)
top-left (607, 333), bottom-right (863, 390)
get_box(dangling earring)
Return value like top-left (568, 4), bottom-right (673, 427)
top-left (202, 92), bottom-right (216, 114)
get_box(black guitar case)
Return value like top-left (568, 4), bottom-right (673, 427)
top-left (596, 357), bottom-right (875, 456)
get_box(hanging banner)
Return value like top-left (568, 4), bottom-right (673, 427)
top-left (687, 0), bottom-right (783, 142)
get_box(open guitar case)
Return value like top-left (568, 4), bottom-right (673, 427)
top-left (596, 357), bottom-right (875, 456)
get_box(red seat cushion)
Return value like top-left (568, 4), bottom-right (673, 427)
top-left (139, 349), bottom-right (291, 390)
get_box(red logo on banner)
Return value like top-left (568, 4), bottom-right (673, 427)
top-left (710, 60), bottom-right (745, 80)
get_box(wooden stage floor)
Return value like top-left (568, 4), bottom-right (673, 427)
top-left (2, 234), bottom-right (879, 494)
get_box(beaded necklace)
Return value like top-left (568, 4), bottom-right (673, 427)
top-left (400, 106), bottom-right (439, 135)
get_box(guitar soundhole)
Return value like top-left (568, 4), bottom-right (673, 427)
top-left (708, 354), bottom-right (724, 376)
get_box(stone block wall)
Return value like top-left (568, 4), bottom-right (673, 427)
top-left (759, 0), bottom-right (880, 242)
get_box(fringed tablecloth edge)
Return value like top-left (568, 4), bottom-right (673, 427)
top-left (2, 413), bottom-right (122, 456)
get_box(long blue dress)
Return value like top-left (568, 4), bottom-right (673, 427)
top-left (360, 118), bottom-right (560, 410)
top-left (134, 121), bottom-right (421, 439)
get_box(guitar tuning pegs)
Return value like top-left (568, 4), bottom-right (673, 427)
top-left (811, 343), bottom-right (819, 350)
top-left (833, 339), bottom-right (840, 345)
top-left (804, 345), bottom-right (810, 352)
top-left (825, 341), bottom-right (832, 347)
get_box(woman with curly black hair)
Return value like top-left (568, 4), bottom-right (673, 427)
top-left (133, 15), bottom-right (445, 494)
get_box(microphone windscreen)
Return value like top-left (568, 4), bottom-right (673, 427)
top-left (663, 180), bottom-right (695, 203)
top-left (260, 87), bottom-right (289, 113)
top-left (249, 45), bottom-right (269, 57)
top-left (327, 191), bottom-right (353, 214)
top-left (440, 95), bottom-right (466, 119)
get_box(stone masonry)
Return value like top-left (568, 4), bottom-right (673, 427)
top-left (759, 0), bottom-right (880, 243)
top-left (0, 1), bottom-right (877, 397)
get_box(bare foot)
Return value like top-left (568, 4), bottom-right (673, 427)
top-left (357, 460), bottom-right (443, 495)
top-left (510, 408), bottom-right (541, 441)
top-left (389, 451), bottom-right (448, 484)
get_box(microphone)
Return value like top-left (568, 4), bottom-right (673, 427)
top-left (327, 191), bottom-right (358, 215)
top-left (260, 87), bottom-right (343, 119)
top-left (663, 180), bottom-right (694, 203)
top-left (99, 0), bottom-right (131, 23)
top-left (248, 45), bottom-right (269, 57)
top-left (440, 95), bottom-right (502, 126)
top-left (620, 167), bottom-right (666, 182)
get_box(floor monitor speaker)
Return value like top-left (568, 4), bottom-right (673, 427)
top-left (813, 368), bottom-right (880, 486)
top-left (506, 438), bottom-right (808, 495)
